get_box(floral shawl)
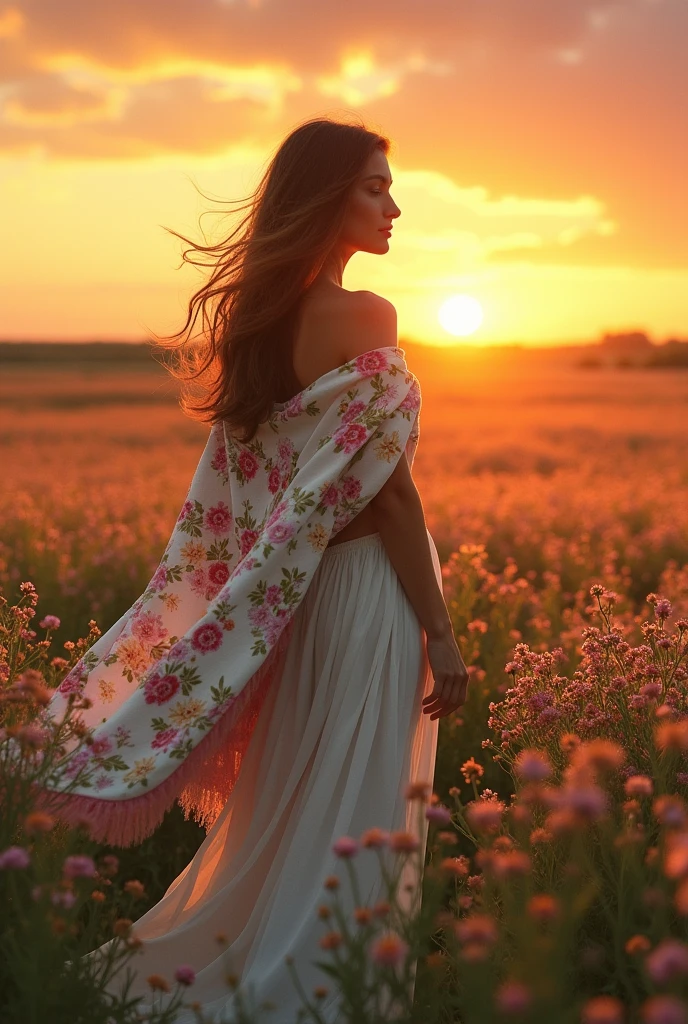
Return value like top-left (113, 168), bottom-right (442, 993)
top-left (39, 346), bottom-right (423, 846)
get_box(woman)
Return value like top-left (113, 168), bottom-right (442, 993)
top-left (50, 116), bottom-right (468, 1022)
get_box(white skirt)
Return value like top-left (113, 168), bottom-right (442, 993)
top-left (107, 530), bottom-right (441, 1023)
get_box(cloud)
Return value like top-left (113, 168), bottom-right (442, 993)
top-left (0, 5), bottom-right (23, 39)
top-left (12, 0), bottom-right (628, 75)
top-left (379, 168), bottom-right (616, 278)
top-left (0, 0), bottom-right (654, 162)
top-left (0, 0), bottom-right (685, 267)
top-left (0, 76), bottom-right (271, 158)
top-left (3, 73), bottom-right (122, 125)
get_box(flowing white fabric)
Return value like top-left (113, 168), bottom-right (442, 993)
top-left (100, 531), bottom-right (441, 1023)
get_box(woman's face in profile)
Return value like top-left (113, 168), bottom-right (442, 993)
top-left (340, 149), bottom-right (401, 255)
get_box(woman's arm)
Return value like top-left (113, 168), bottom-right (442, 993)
top-left (370, 478), bottom-right (452, 640)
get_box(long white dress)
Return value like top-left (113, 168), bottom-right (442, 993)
top-left (105, 529), bottom-right (441, 1023)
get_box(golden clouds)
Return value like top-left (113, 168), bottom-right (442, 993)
top-left (0, 0), bottom-right (685, 343)
top-left (0, 6), bottom-right (24, 39)
top-left (316, 51), bottom-right (452, 107)
top-left (4, 75), bottom-right (124, 126)
top-left (383, 169), bottom-right (617, 268)
top-left (0, 0), bottom-right (684, 196)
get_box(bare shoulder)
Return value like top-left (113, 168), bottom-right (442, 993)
top-left (293, 286), bottom-right (398, 389)
top-left (336, 290), bottom-right (397, 363)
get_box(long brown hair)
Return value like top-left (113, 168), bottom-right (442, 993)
top-left (152, 116), bottom-right (391, 444)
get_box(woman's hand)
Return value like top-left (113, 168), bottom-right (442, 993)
top-left (422, 629), bottom-right (470, 720)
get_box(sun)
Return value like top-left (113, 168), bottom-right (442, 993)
top-left (438, 294), bottom-right (484, 338)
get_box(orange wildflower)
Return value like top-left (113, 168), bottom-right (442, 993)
top-left (147, 974), bottom-right (170, 993)
top-left (319, 931), bottom-right (342, 950)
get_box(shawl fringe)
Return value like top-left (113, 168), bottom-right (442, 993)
top-left (32, 619), bottom-right (295, 848)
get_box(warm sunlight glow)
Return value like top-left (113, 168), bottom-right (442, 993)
top-left (438, 295), bottom-right (484, 338)
top-left (1, 0), bottom-right (685, 344)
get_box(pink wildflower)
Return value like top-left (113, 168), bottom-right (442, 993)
top-left (39, 615), bottom-right (60, 630)
top-left (14, 724), bottom-right (50, 749)
top-left (625, 775), bottom-right (654, 797)
top-left (514, 749), bottom-right (552, 782)
top-left (654, 795), bottom-right (687, 828)
top-left (495, 981), bottom-right (532, 1014)
top-left (62, 854), bottom-right (97, 879)
top-left (332, 836), bottom-right (359, 858)
top-left (640, 994), bottom-right (687, 1024)
top-left (646, 940), bottom-right (688, 984)
top-left (465, 799), bottom-right (505, 833)
top-left (369, 931), bottom-right (408, 967)
top-left (455, 913), bottom-right (499, 946)
top-left (52, 889), bottom-right (77, 909)
top-left (174, 965), bottom-right (196, 986)
top-left (0, 846), bottom-right (31, 870)
top-left (559, 784), bottom-right (609, 821)
top-left (426, 805), bottom-right (452, 825)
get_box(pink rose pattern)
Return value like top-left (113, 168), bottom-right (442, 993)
top-left (131, 611), bottom-right (168, 646)
top-left (191, 623), bottom-right (223, 654)
top-left (143, 672), bottom-right (180, 705)
top-left (152, 727), bottom-right (180, 751)
top-left (46, 347), bottom-right (422, 799)
top-left (204, 502), bottom-right (232, 535)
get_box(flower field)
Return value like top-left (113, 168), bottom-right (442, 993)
top-left (2, 341), bottom-right (688, 1022)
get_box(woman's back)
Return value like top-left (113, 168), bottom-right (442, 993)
top-left (291, 285), bottom-right (394, 548)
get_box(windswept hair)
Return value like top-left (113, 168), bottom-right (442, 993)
top-left (152, 115), bottom-right (391, 444)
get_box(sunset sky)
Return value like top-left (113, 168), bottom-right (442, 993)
top-left (0, 0), bottom-right (686, 347)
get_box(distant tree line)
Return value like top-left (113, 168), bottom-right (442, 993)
top-left (578, 331), bottom-right (688, 369)
top-left (0, 341), bottom-right (157, 365)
